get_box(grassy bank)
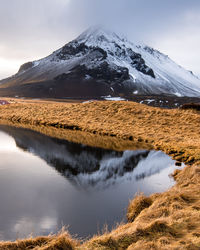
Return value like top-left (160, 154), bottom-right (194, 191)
top-left (0, 99), bottom-right (200, 164)
top-left (0, 99), bottom-right (199, 249)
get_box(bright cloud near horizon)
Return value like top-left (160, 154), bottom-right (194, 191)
top-left (0, 0), bottom-right (200, 79)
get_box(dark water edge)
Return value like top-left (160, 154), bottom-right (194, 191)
top-left (0, 125), bottom-right (184, 240)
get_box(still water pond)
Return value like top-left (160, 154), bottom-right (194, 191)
top-left (0, 125), bottom-right (183, 240)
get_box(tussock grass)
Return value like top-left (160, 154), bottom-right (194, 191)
top-left (127, 194), bottom-right (153, 222)
top-left (0, 229), bottom-right (79, 250)
top-left (0, 99), bottom-right (199, 249)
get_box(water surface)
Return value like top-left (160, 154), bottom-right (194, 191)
top-left (0, 125), bottom-right (183, 240)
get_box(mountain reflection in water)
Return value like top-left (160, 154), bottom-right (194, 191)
top-left (0, 125), bottom-right (173, 190)
top-left (0, 125), bottom-right (181, 240)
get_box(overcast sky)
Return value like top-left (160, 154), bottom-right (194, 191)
top-left (0, 0), bottom-right (200, 79)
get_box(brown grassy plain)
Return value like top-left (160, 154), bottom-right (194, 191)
top-left (0, 99), bottom-right (199, 249)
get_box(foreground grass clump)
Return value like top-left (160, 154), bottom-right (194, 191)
top-left (127, 194), bottom-right (154, 222)
top-left (0, 99), bottom-right (199, 249)
top-left (0, 230), bottom-right (79, 250)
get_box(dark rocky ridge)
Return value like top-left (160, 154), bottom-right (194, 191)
top-left (18, 62), bottom-right (34, 73)
top-left (54, 62), bottom-right (130, 84)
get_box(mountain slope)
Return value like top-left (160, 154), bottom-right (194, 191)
top-left (1, 26), bottom-right (200, 98)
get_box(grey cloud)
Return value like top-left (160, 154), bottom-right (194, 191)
top-left (63, 0), bottom-right (200, 40)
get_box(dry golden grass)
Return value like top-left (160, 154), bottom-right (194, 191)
top-left (0, 119), bottom-right (153, 152)
top-left (0, 99), bottom-right (199, 249)
top-left (127, 194), bottom-right (154, 222)
top-left (0, 229), bottom-right (79, 250)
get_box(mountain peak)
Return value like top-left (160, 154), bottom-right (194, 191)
top-left (76, 26), bottom-right (126, 46)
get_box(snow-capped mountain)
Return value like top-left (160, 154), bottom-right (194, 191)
top-left (0, 26), bottom-right (200, 98)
